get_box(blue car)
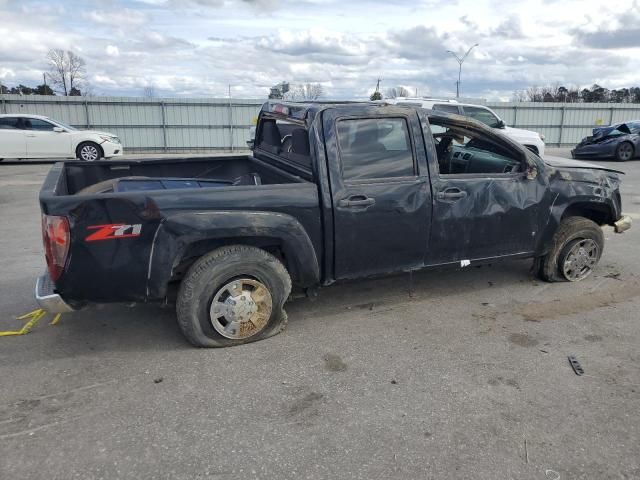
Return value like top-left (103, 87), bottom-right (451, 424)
top-left (572, 121), bottom-right (640, 162)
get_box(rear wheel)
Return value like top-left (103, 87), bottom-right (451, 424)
top-left (536, 217), bottom-right (604, 282)
top-left (176, 245), bottom-right (291, 347)
top-left (76, 142), bottom-right (103, 161)
top-left (615, 141), bottom-right (634, 162)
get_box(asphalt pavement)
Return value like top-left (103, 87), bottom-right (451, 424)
top-left (1, 149), bottom-right (639, 479)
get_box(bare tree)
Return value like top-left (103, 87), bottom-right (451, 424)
top-left (300, 83), bottom-right (324, 100)
top-left (46, 49), bottom-right (86, 96)
top-left (511, 89), bottom-right (528, 102)
top-left (143, 85), bottom-right (157, 98)
top-left (284, 83), bottom-right (324, 101)
top-left (385, 86), bottom-right (411, 98)
top-left (47, 49), bottom-right (68, 96)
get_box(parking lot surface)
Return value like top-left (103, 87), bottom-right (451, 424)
top-left (1, 149), bottom-right (639, 479)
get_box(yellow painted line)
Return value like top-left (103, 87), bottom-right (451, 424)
top-left (0, 309), bottom-right (55, 337)
top-left (16, 309), bottom-right (44, 320)
top-left (50, 313), bottom-right (62, 326)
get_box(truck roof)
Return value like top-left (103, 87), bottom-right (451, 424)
top-left (0, 113), bottom-right (50, 120)
top-left (260, 100), bottom-right (455, 124)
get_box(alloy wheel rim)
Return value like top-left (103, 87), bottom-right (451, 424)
top-left (562, 239), bottom-right (599, 281)
top-left (81, 145), bottom-right (99, 161)
top-left (209, 278), bottom-right (273, 339)
top-left (619, 144), bottom-right (632, 160)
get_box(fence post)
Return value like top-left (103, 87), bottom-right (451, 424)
top-left (84, 100), bottom-right (91, 128)
top-left (559, 106), bottom-right (566, 147)
top-left (228, 99), bottom-right (234, 152)
top-left (1, 94), bottom-right (6, 113)
top-left (161, 101), bottom-right (168, 153)
top-left (609, 107), bottom-right (614, 126)
top-left (513, 105), bottom-right (518, 126)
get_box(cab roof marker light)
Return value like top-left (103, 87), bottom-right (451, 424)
top-left (271, 104), bottom-right (289, 115)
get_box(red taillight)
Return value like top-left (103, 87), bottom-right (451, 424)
top-left (42, 214), bottom-right (70, 281)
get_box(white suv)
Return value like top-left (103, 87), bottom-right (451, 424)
top-left (0, 114), bottom-right (123, 161)
top-left (387, 98), bottom-right (545, 157)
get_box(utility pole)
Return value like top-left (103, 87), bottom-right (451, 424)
top-left (446, 43), bottom-right (479, 98)
top-left (375, 78), bottom-right (381, 93)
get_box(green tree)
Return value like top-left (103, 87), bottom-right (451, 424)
top-left (34, 84), bottom-right (55, 95)
top-left (370, 91), bottom-right (382, 101)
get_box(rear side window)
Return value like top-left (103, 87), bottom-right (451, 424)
top-left (0, 117), bottom-right (20, 129)
top-left (337, 118), bottom-right (414, 181)
top-left (257, 117), bottom-right (311, 170)
top-left (433, 104), bottom-right (460, 114)
top-left (25, 118), bottom-right (55, 131)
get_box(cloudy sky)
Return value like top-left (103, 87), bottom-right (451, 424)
top-left (1, 0), bottom-right (639, 100)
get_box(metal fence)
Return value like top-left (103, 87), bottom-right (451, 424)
top-left (2, 95), bottom-right (640, 150)
top-left (0, 95), bottom-right (263, 153)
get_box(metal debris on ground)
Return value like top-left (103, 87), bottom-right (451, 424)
top-left (568, 355), bottom-right (584, 376)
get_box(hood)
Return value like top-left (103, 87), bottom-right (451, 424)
top-left (73, 129), bottom-right (118, 137)
top-left (544, 155), bottom-right (624, 174)
top-left (503, 125), bottom-right (541, 140)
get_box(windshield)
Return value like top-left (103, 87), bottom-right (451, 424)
top-left (50, 119), bottom-right (77, 131)
top-left (463, 106), bottom-right (502, 128)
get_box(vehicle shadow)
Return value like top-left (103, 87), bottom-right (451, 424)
top-left (4, 258), bottom-right (541, 361)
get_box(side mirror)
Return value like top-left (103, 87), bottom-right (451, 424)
top-left (53, 127), bottom-right (65, 133)
top-left (496, 120), bottom-right (506, 129)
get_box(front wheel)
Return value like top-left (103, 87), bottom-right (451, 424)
top-left (536, 217), bottom-right (604, 282)
top-left (176, 245), bottom-right (292, 347)
top-left (76, 142), bottom-right (103, 161)
top-left (615, 141), bottom-right (634, 162)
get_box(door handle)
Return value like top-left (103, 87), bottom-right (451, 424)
top-left (26, 134), bottom-right (36, 137)
top-left (338, 195), bottom-right (376, 208)
top-left (436, 188), bottom-right (467, 201)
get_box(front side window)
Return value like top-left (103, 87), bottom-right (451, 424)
top-left (337, 117), bottom-right (414, 181)
top-left (429, 117), bottom-right (522, 175)
top-left (462, 106), bottom-right (501, 128)
top-left (0, 117), bottom-right (20, 129)
top-left (24, 118), bottom-right (55, 131)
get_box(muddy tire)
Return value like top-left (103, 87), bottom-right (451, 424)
top-left (615, 141), bottom-right (634, 162)
top-left (537, 217), bottom-right (604, 282)
top-left (176, 245), bottom-right (291, 347)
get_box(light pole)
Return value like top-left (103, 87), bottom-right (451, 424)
top-left (447, 43), bottom-right (479, 98)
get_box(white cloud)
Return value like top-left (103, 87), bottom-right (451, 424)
top-left (1, 0), bottom-right (639, 99)
top-left (83, 9), bottom-right (149, 28)
top-left (105, 45), bottom-right (120, 57)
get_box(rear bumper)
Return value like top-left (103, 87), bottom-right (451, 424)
top-left (614, 215), bottom-right (632, 233)
top-left (35, 273), bottom-right (75, 313)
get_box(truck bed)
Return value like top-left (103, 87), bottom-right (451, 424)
top-left (39, 155), bottom-right (322, 304)
top-left (54, 155), bottom-right (308, 195)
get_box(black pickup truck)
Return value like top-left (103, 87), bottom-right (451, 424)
top-left (36, 101), bottom-right (631, 347)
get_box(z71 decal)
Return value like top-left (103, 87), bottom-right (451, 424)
top-left (86, 224), bottom-right (142, 242)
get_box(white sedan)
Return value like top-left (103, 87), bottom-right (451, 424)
top-left (0, 114), bottom-right (123, 161)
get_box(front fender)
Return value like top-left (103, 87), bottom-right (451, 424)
top-left (146, 210), bottom-right (320, 298)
